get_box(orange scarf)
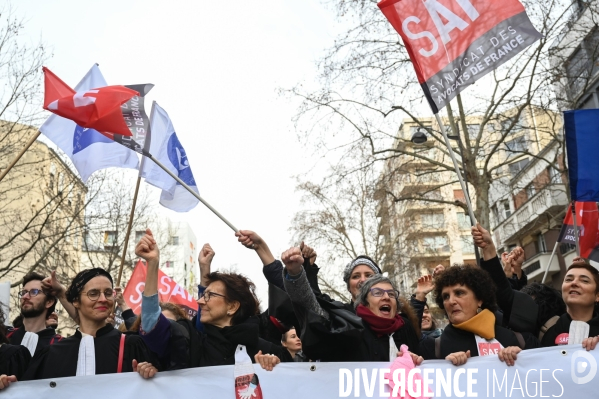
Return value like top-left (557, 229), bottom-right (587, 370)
top-left (453, 309), bottom-right (496, 340)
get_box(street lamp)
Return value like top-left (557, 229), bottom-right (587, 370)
top-left (410, 127), bottom-right (428, 144)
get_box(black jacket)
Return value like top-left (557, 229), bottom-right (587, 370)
top-left (419, 323), bottom-right (534, 359)
top-left (7, 327), bottom-right (62, 357)
top-left (541, 312), bottom-right (599, 347)
top-left (0, 344), bottom-right (31, 380)
top-left (296, 298), bottom-right (421, 362)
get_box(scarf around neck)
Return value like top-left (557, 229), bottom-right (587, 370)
top-left (453, 309), bottom-right (496, 340)
top-left (356, 304), bottom-right (404, 335)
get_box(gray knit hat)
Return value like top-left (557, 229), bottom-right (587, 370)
top-left (343, 256), bottom-right (382, 288)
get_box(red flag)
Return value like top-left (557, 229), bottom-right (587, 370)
top-left (557, 202), bottom-right (599, 260)
top-left (377, 0), bottom-right (542, 112)
top-left (43, 67), bottom-right (137, 139)
top-left (122, 260), bottom-right (198, 318)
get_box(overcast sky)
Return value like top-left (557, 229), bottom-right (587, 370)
top-left (18, 0), bottom-right (343, 303)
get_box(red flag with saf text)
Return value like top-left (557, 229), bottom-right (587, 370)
top-left (123, 260), bottom-right (198, 318)
top-left (43, 67), bottom-right (137, 140)
top-left (557, 202), bottom-right (599, 261)
top-left (377, 0), bottom-right (542, 113)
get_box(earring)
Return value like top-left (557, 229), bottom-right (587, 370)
top-left (476, 307), bottom-right (482, 314)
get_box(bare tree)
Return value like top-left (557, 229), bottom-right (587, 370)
top-left (290, 155), bottom-right (411, 301)
top-left (287, 0), bottom-right (597, 230)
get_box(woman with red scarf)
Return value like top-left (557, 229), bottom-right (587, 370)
top-left (281, 246), bottom-right (421, 362)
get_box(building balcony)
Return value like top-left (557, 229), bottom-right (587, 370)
top-left (522, 251), bottom-right (561, 283)
top-left (405, 225), bottom-right (446, 239)
top-left (403, 200), bottom-right (445, 216)
top-left (495, 184), bottom-right (568, 245)
top-left (410, 246), bottom-right (451, 260)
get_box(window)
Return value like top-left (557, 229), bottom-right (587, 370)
top-left (525, 183), bottom-right (536, 199)
top-left (502, 200), bottom-right (512, 219)
top-left (549, 166), bottom-right (561, 183)
top-left (169, 236), bottom-right (180, 245)
top-left (104, 231), bottom-right (117, 247)
top-left (456, 212), bottom-right (471, 230)
top-left (49, 162), bottom-right (56, 176)
top-left (505, 136), bottom-right (528, 154)
top-left (135, 231), bottom-right (145, 243)
top-left (409, 125), bottom-right (431, 135)
top-left (67, 184), bottom-right (74, 206)
top-left (58, 172), bottom-right (64, 193)
top-left (508, 158), bottom-right (530, 176)
top-left (492, 205), bottom-right (500, 224)
top-left (466, 124), bottom-right (480, 139)
top-left (461, 235), bottom-right (475, 254)
top-left (423, 236), bottom-right (448, 252)
top-left (537, 233), bottom-right (547, 253)
top-left (421, 213), bottom-right (444, 228)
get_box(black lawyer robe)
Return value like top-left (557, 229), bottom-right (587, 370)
top-left (7, 327), bottom-right (62, 357)
top-left (22, 324), bottom-right (156, 380)
top-left (541, 313), bottom-right (599, 347)
top-left (0, 344), bottom-right (31, 380)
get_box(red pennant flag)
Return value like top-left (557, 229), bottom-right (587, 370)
top-left (122, 260), bottom-right (198, 318)
top-left (43, 67), bottom-right (138, 139)
top-left (377, 0), bottom-right (542, 112)
top-left (557, 202), bottom-right (599, 260)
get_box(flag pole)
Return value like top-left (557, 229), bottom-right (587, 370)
top-left (115, 176), bottom-right (142, 287)
top-left (0, 130), bottom-right (41, 183)
top-left (572, 201), bottom-right (580, 256)
top-left (146, 153), bottom-right (239, 232)
top-left (541, 240), bottom-right (559, 284)
top-left (435, 113), bottom-right (477, 225)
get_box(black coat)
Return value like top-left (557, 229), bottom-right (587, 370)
top-left (419, 323), bottom-right (532, 359)
top-left (23, 324), bottom-right (156, 380)
top-left (296, 299), bottom-right (421, 362)
top-left (541, 313), bottom-right (599, 347)
top-left (0, 344), bottom-right (31, 380)
top-left (7, 327), bottom-right (62, 357)
top-left (188, 315), bottom-right (292, 367)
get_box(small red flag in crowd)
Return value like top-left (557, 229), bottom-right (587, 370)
top-left (43, 66), bottom-right (138, 140)
top-left (557, 202), bottom-right (599, 261)
top-left (122, 260), bottom-right (198, 318)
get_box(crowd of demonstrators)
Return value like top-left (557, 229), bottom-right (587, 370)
top-left (135, 229), bottom-right (291, 371)
top-left (473, 224), bottom-right (599, 349)
top-left (2, 218), bottom-right (599, 391)
top-left (279, 246), bottom-right (422, 364)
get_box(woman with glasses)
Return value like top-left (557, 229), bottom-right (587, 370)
top-left (281, 246), bottom-right (421, 362)
top-left (22, 268), bottom-right (159, 380)
top-left (135, 229), bottom-right (291, 370)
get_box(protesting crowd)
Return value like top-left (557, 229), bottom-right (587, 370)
top-left (1, 221), bottom-right (598, 390)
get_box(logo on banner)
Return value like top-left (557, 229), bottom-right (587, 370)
top-left (236, 373), bottom-right (263, 399)
top-left (572, 350), bottom-right (598, 385)
top-left (556, 333), bottom-right (569, 345)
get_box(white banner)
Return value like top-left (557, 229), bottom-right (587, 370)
top-left (7, 345), bottom-right (598, 398)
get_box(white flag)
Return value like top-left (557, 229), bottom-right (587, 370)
top-left (39, 65), bottom-right (139, 182)
top-left (141, 102), bottom-right (199, 212)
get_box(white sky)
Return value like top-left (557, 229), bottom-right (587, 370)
top-left (18, 0), bottom-right (342, 304)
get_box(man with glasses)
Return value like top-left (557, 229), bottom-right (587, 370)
top-left (8, 272), bottom-right (62, 356)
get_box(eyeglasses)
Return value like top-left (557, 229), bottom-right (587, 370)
top-left (200, 291), bottom-right (226, 302)
top-left (19, 289), bottom-right (45, 298)
top-left (80, 289), bottom-right (116, 301)
top-left (369, 288), bottom-right (400, 300)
